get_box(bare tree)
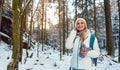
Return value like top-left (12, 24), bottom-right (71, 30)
top-left (104, 0), bottom-right (114, 56)
top-left (58, 0), bottom-right (62, 60)
top-left (66, 1), bottom-right (69, 55)
top-left (44, 0), bottom-right (48, 45)
top-left (94, 0), bottom-right (97, 35)
top-left (41, 0), bottom-right (44, 51)
top-left (0, 0), bottom-right (4, 42)
top-left (7, 0), bottom-right (21, 69)
top-left (19, 0), bottom-right (33, 63)
top-left (74, 0), bottom-right (78, 24)
top-left (28, 0), bottom-right (34, 49)
top-left (118, 0), bottom-right (120, 62)
top-left (7, 0), bottom-right (33, 69)
top-left (19, 0), bottom-right (23, 63)
top-left (0, 0), bottom-right (4, 27)
top-left (62, 0), bottom-right (66, 55)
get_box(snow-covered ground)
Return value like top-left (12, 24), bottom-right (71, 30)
top-left (0, 41), bottom-right (120, 70)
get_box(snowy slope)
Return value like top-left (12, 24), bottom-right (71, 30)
top-left (0, 41), bottom-right (120, 70)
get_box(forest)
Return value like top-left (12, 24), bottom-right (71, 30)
top-left (0, 0), bottom-right (120, 70)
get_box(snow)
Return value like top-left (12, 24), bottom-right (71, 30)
top-left (0, 41), bottom-right (12, 70)
top-left (0, 32), bottom-right (11, 39)
top-left (0, 41), bottom-right (120, 70)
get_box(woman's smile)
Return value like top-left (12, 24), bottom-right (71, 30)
top-left (76, 20), bottom-right (85, 31)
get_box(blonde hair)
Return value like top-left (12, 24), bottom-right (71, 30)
top-left (75, 18), bottom-right (88, 42)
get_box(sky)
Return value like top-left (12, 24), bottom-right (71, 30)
top-left (33, 0), bottom-right (104, 27)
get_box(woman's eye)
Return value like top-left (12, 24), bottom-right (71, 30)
top-left (81, 22), bottom-right (83, 24)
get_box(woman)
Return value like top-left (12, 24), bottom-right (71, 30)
top-left (66, 18), bottom-right (100, 70)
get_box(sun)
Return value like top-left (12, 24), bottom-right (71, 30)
top-left (46, 4), bottom-right (58, 25)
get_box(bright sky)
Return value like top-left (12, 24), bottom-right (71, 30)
top-left (46, 3), bottom-right (59, 25)
top-left (33, 0), bottom-right (104, 29)
top-left (33, 0), bottom-right (59, 30)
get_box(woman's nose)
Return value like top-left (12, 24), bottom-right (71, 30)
top-left (78, 24), bottom-right (82, 26)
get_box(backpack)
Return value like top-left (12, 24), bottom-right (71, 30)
top-left (89, 34), bottom-right (97, 66)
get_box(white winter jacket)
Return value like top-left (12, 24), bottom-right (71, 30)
top-left (66, 29), bottom-right (100, 70)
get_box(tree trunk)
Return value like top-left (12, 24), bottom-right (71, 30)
top-left (44, 0), bottom-right (48, 45)
top-left (7, 0), bottom-right (20, 70)
top-left (41, 0), bottom-right (44, 51)
top-left (94, 0), bottom-right (97, 36)
top-left (74, 0), bottom-right (77, 25)
top-left (19, 0), bottom-right (24, 63)
top-left (59, 0), bottom-right (62, 60)
top-left (28, 5), bottom-right (33, 49)
top-left (84, 0), bottom-right (88, 25)
top-left (62, 0), bottom-right (65, 55)
top-left (0, 0), bottom-right (4, 43)
top-left (0, 0), bottom-right (3, 29)
top-left (37, 24), bottom-right (40, 57)
top-left (23, 0), bottom-right (33, 64)
top-left (66, 2), bottom-right (69, 56)
top-left (118, 0), bottom-right (120, 62)
top-left (104, 0), bottom-right (114, 56)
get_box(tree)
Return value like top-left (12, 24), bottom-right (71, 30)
top-left (66, 0), bottom-right (69, 55)
top-left (62, 0), bottom-right (66, 55)
top-left (58, 0), bottom-right (62, 60)
top-left (7, 0), bottom-right (20, 69)
top-left (0, 0), bottom-right (4, 27)
top-left (0, 0), bottom-right (4, 42)
top-left (118, 0), bottom-right (120, 62)
top-left (94, 0), bottom-right (97, 35)
top-left (19, 0), bottom-right (33, 63)
top-left (28, 0), bottom-right (34, 49)
top-left (74, 0), bottom-right (94, 28)
top-left (41, 0), bottom-right (44, 51)
top-left (104, 0), bottom-right (114, 56)
top-left (74, 0), bottom-right (78, 24)
top-left (43, 0), bottom-right (48, 45)
top-left (7, 0), bottom-right (33, 69)
top-left (19, 0), bottom-right (23, 63)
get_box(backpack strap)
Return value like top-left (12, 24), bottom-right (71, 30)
top-left (89, 34), bottom-right (95, 49)
top-left (89, 34), bottom-right (97, 66)
top-left (77, 37), bottom-right (80, 69)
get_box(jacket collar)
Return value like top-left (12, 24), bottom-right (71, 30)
top-left (85, 29), bottom-right (91, 39)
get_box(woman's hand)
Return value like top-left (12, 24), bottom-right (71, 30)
top-left (80, 50), bottom-right (88, 57)
top-left (75, 27), bottom-right (79, 33)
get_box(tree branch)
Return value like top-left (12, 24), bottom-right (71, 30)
top-left (21, 0), bottom-right (33, 16)
top-left (32, 0), bottom-right (40, 19)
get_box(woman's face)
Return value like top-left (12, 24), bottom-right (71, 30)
top-left (76, 20), bottom-right (85, 32)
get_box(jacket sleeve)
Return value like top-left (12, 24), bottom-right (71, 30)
top-left (86, 37), bottom-right (100, 58)
top-left (65, 29), bottom-right (76, 49)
